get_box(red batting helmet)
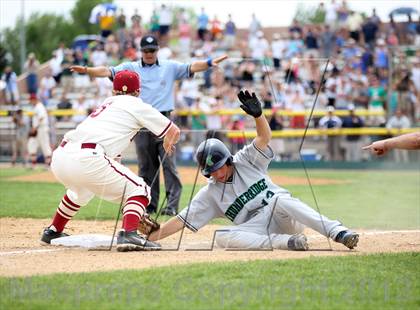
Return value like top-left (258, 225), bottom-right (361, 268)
top-left (113, 70), bottom-right (141, 94)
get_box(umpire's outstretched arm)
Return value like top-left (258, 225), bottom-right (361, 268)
top-left (70, 55), bottom-right (228, 78)
top-left (70, 65), bottom-right (111, 77)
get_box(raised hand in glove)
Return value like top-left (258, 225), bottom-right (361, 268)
top-left (237, 90), bottom-right (262, 118)
top-left (138, 214), bottom-right (160, 235)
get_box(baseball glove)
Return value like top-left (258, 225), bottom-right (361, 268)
top-left (28, 128), bottom-right (38, 137)
top-left (237, 90), bottom-right (262, 118)
top-left (138, 214), bottom-right (160, 235)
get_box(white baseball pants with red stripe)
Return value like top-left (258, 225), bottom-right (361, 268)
top-left (27, 126), bottom-right (52, 158)
top-left (51, 142), bottom-right (151, 208)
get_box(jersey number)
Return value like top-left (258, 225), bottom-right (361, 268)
top-left (90, 102), bottom-right (111, 118)
top-left (260, 190), bottom-right (274, 208)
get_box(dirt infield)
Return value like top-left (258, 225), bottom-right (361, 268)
top-left (0, 218), bottom-right (419, 278)
top-left (10, 166), bottom-right (348, 186)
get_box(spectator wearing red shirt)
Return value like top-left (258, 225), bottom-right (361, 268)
top-left (210, 15), bottom-right (223, 41)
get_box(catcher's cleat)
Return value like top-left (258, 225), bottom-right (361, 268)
top-left (40, 227), bottom-right (69, 245)
top-left (287, 234), bottom-right (309, 251)
top-left (116, 230), bottom-right (161, 252)
top-left (335, 230), bottom-right (359, 249)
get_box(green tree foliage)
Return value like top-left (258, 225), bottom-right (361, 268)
top-left (71, 0), bottom-right (112, 35)
top-left (0, 42), bottom-right (8, 73)
top-left (1, 14), bottom-right (75, 74)
top-left (294, 3), bottom-right (326, 25)
top-left (25, 13), bottom-right (76, 61)
top-left (0, 0), bottom-right (113, 74)
top-left (170, 6), bottom-right (197, 28)
top-left (1, 18), bottom-right (25, 74)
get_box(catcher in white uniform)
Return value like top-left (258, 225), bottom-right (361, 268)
top-left (150, 90), bottom-right (359, 250)
top-left (41, 70), bottom-right (180, 251)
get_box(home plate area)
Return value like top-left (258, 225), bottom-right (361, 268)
top-left (0, 218), bottom-right (419, 277)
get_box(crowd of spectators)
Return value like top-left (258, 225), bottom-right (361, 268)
top-left (1, 1), bottom-right (419, 163)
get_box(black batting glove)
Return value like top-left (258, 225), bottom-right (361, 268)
top-left (237, 90), bottom-right (262, 118)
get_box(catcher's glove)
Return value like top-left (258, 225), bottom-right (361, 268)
top-left (138, 214), bottom-right (160, 235)
top-left (237, 90), bottom-right (262, 118)
top-left (28, 128), bottom-right (38, 137)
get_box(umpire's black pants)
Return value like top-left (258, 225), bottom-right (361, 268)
top-left (135, 129), bottom-right (182, 213)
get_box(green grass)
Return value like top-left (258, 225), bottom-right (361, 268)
top-left (0, 181), bottom-right (175, 222)
top-left (0, 252), bottom-right (419, 310)
top-left (0, 167), bottom-right (419, 229)
top-left (282, 170), bottom-right (420, 229)
top-left (0, 166), bottom-right (39, 179)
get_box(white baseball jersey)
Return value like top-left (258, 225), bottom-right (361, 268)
top-left (32, 102), bottom-right (49, 128)
top-left (28, 101), bottom-right (52, 157)
top-left (51, 94), bottom-right (174, 209)
top-left (177, 141), bottom-right (346, 249)
top-left (178, 142), bottom-right (289, 231)
top-left (63, 95), bottom-right (172, 158)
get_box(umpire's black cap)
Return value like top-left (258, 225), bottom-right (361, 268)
top-left (140, 35), bottom-right (159, 51)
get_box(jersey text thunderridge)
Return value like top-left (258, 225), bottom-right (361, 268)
top-left (225, 179), bottom-right (268, 221)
